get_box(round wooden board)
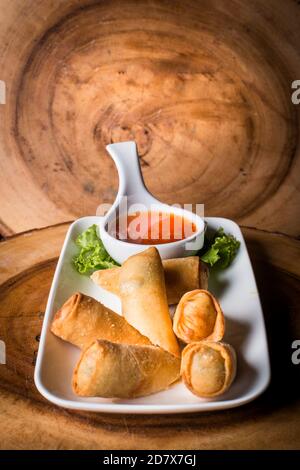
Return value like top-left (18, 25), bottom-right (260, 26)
top-left (0, 223), bottom-right (299, 450)
top-left (0, 0), bottom-right (300, 236)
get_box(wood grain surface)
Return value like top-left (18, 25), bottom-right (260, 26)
top-left (0, 0), bottom-right (300, 236)
top-left (0, 0), bottom-right (300, 451)
top-left (0, 223), bottom-right (299, 450)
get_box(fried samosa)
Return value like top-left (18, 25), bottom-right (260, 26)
top-left (118, 247), bottom-right (180, 357)
top-left (91, 256), bottom-right (209, 305)
top-left (51, 292), bottom-right (151, 349)
top-left (73, 339), bottom-right (180, 398)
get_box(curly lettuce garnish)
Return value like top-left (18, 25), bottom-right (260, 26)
top-left (199, 227), bottom-right (240, 269)
top-left (73, 224), bottom-right (118, 274)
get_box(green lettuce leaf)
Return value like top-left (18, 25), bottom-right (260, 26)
top-left (73, 224), bottom-right (118, 274)
top-left (199, 227), bottom-right (240, 269)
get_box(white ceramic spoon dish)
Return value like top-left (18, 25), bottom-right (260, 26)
top-left (99, 141), bottom-right (205, 264)
top-left (34, 216), bottom-right (270, 414)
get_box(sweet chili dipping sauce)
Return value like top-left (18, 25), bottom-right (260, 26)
top-left (113, 211), bottom-right (197, 244)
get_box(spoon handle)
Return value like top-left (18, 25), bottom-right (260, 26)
top-left (106, 141), bottom-right (146, 198)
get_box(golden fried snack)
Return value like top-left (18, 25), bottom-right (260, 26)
top-left (51, 292), bottom-right (151, 349)
top-left (181, 341), bottom-right (236, 398)
top-left (91, 256), bottom-right (209, 305)
top-left (173, 289), bottom-right (225, 343)
top-left (118, 247), bottom-right (180, 357)
top-left (73, 339), bottom-right (181, 398)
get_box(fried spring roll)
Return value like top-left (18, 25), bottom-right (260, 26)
top-left (73, 339), bottom-right (180, 398)
top-left (51, 292), bottom-right (151, 349)
top-left (118, 247), bottom-right (180, 357)
top-left (91, 256), bottom-right (209, 305)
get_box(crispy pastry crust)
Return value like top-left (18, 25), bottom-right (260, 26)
top-left (91, 256), bottom-right (209, 305)
top-left (181, 340), bottom-right (237, 398)
top-left (118, 247), bottom-right (180, 357)
top-left (173, 289), bottom-right (225, 343)
top-left (73, 339), bottom-right (181, 398)
top-left (51, 292), bottom-right (151, 349)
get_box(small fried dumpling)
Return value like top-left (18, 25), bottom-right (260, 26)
top-left (173, 289), bottom-right (225, 343)
top-left (181, 341), bottom-right (237, 398)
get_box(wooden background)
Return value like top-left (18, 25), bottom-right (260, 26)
top-left (0, 0), bottom-right (299, 449)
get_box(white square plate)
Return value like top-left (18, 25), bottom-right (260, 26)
top-left (34, 216), bottom-right (270, 414)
